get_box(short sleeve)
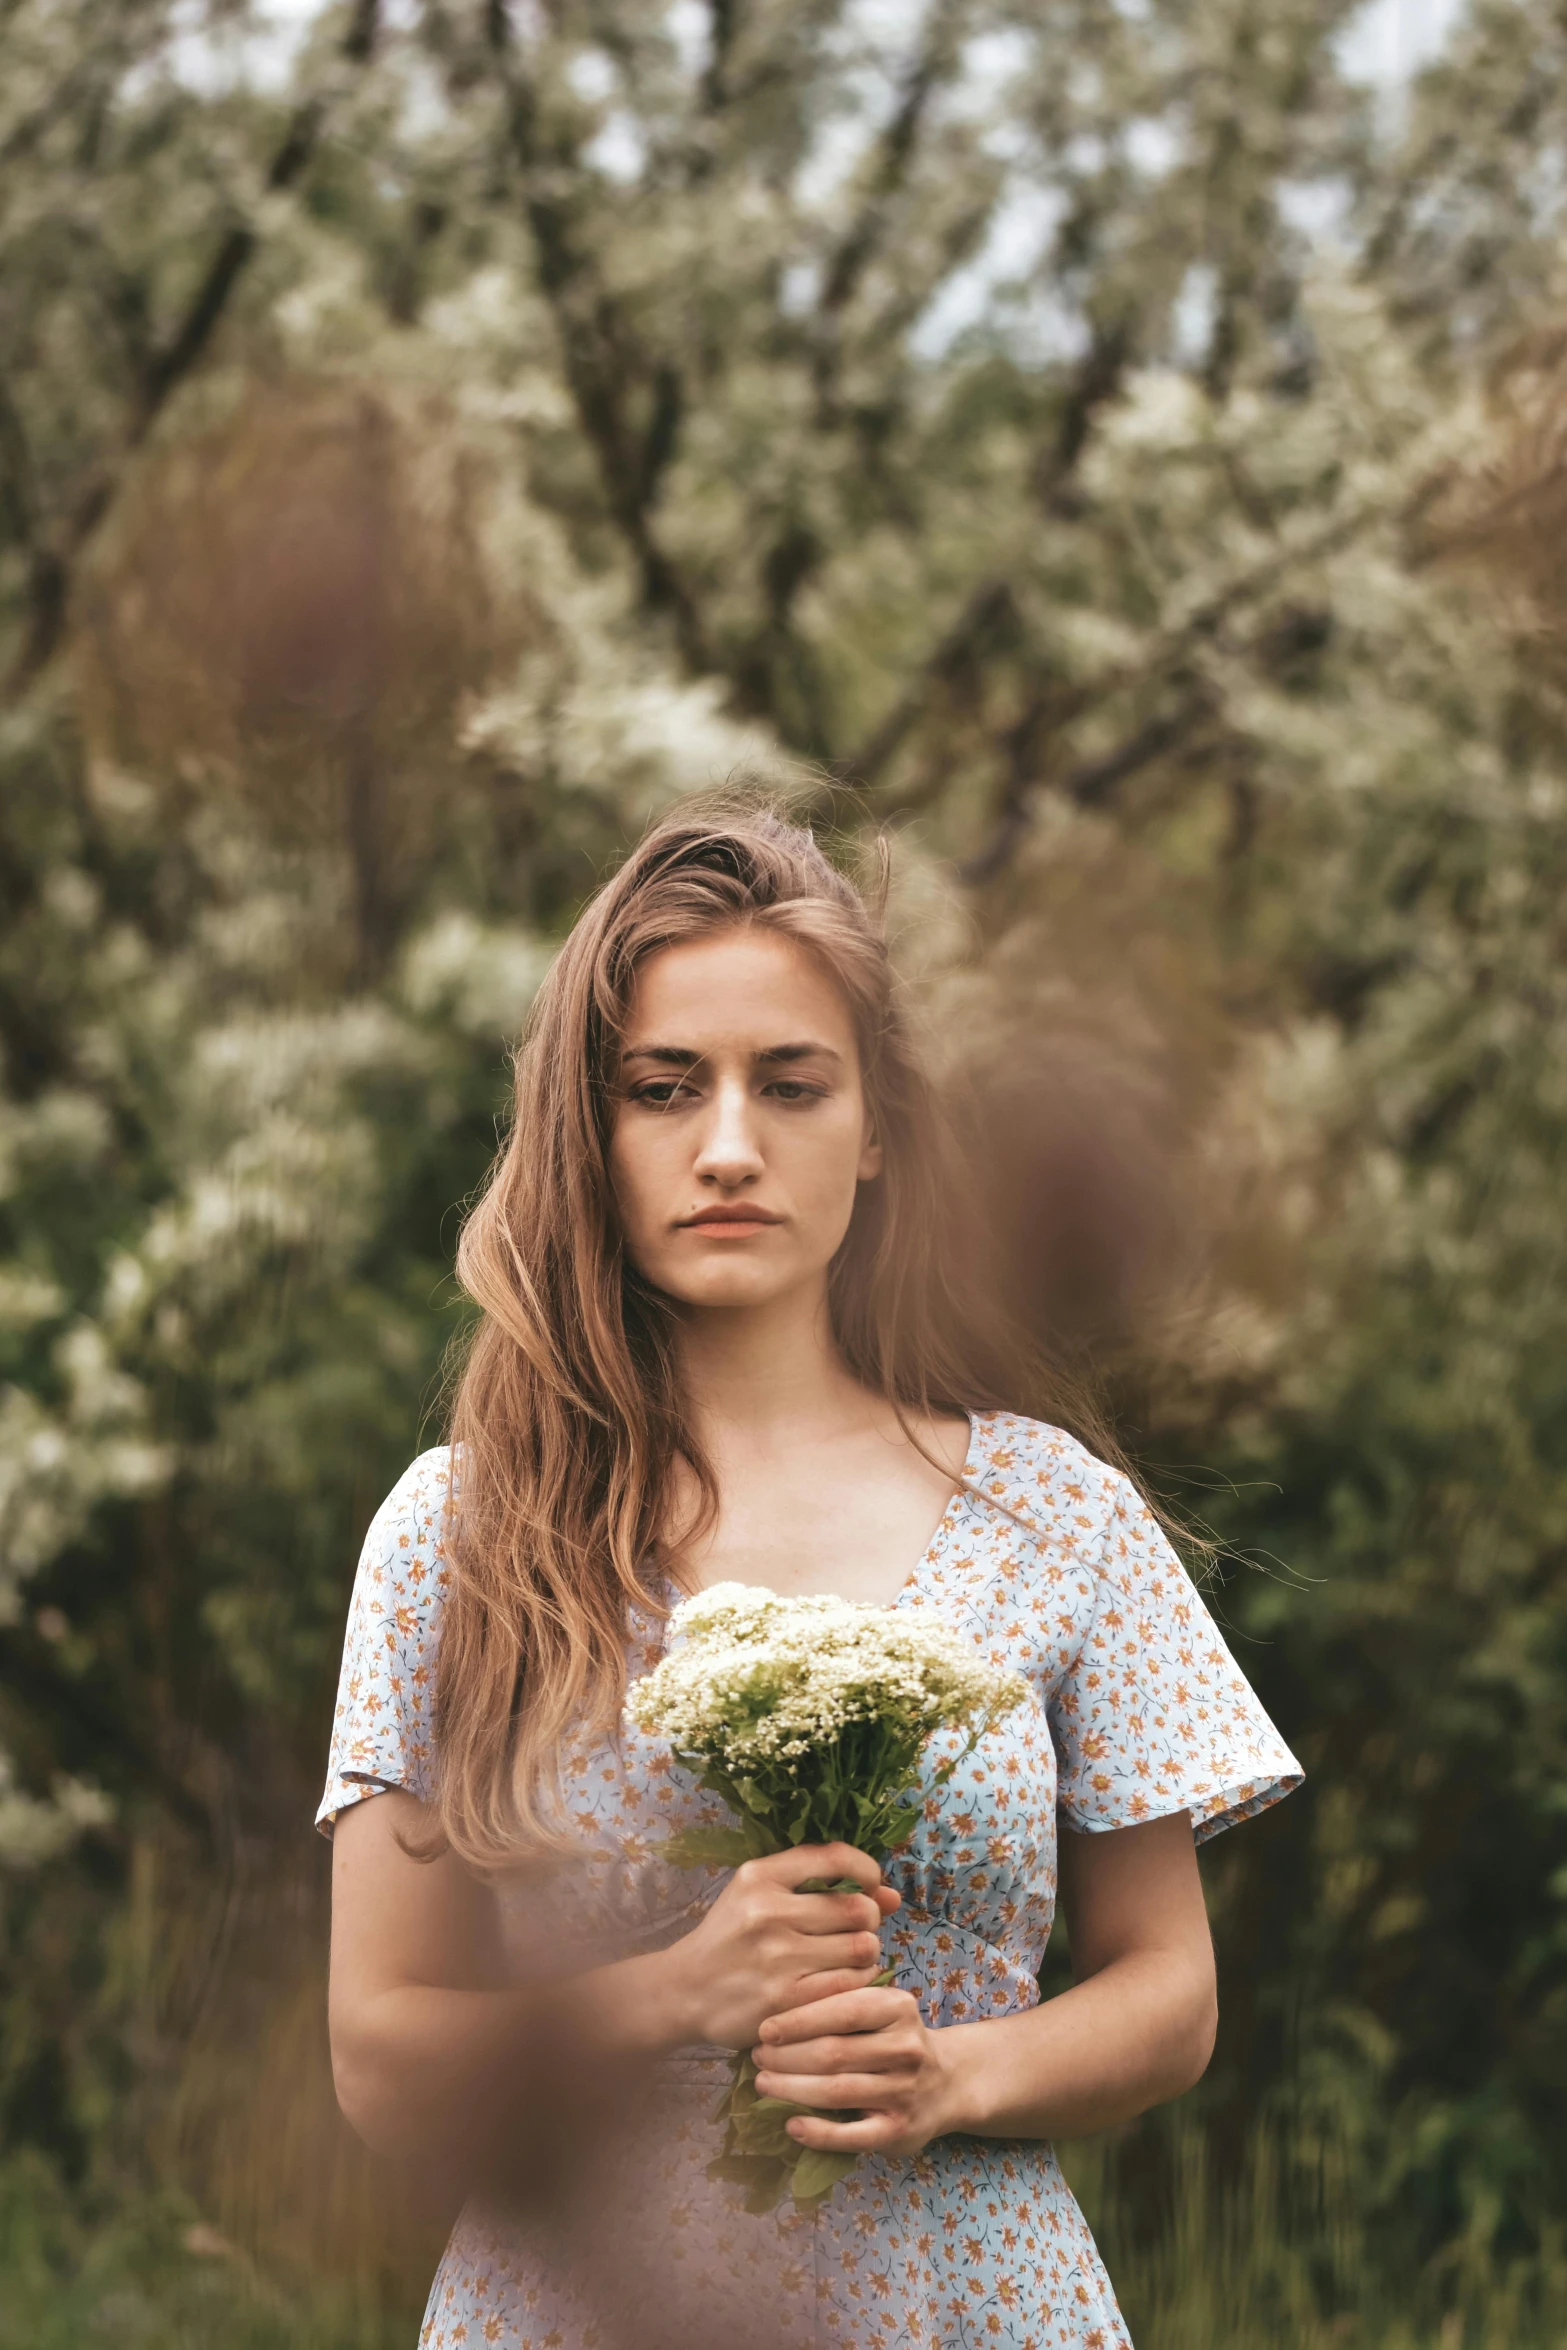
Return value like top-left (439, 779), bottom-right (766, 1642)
top-left (1048, 1469), bottom-right (1302, 1844)
top-left (315, 1448), bottom-right (453, 1836)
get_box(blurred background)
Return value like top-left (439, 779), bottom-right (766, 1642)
top-left (3, 1), bottom-right (1567, 2343)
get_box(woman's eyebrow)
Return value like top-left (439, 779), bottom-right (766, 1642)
top-left (621, 1044), bottom-right (701, 1067)
top-left (620, 1040), bottom-right (843, 1066)
top-left (755, 1041), bottom-right (842, 1066)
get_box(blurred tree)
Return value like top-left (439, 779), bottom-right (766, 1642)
top-left (74, 382), bottom-right (519, 970)
top-left (2, 0), bottom-right (1567, 2315)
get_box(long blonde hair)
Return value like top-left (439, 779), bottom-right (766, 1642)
top-left (431, 799), bottom-right (1113, 1867)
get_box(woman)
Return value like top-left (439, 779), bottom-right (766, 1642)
top-left (319, 803), bottom-right (1300, 2350)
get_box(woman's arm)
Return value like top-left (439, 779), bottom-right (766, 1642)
top-left (328, 1790), bottom-right (678, 2174)
top-left (328, 1792), bottom-right (899, 2171)
top-left (750, 1810), bottom-right (1217, 2154)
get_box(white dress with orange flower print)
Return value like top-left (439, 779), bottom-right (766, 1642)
top-left (317, 1410), bottom-right (1301, 2350)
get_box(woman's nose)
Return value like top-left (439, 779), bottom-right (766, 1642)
top-left (692, 1077), bottom-right (764, 1186)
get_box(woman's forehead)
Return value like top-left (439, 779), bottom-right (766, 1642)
top-left (622, 929), bottom-right (857, 1049)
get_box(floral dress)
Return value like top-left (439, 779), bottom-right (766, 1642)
top-left (317, 1410), bottom-right (1301, 2350)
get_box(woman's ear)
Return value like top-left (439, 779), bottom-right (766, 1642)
top-left (857, 1118), bottom-right (883, 1182)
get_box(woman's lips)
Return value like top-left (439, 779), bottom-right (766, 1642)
top-left (679, 1209), bottom-right (782, 1232)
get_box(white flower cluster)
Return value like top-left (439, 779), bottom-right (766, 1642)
top-left (627, 1582), bottom-right (1029, 1768)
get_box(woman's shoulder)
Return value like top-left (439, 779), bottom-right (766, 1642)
top-left (967, 1408), bottom-right (1131, 1542)
top-left (368, 1443), bottom-right (454, 1534)
top-left (345, 1445), bottom-right (456, 1642)
top-left (318, 1447), bottom-right (453, 1833)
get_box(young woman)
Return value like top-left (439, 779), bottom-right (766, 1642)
top-left (319, 804), bottom-right (1300, 2350)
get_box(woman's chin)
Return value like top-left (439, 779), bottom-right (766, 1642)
top-left (656, 1265), bottom-right (819, 1316)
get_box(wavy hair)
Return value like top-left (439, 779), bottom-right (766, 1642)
top-left (428, 797), bottom-right (1118, 1868)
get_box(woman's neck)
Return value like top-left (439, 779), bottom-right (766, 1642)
top-left (674, 1279), bottom-right (868, 1454)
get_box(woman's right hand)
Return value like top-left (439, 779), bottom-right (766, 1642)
top-left (657, 1842), bottom-right (901, 2052)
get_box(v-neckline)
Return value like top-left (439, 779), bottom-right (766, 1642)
top-left (644, 1412), bottom-right (991, 1635)
top-left (883, 1408), bottom-right (982, 1612)
top-left (660, 1409), bottom-right (987, 1622)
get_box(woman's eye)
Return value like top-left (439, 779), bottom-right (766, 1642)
top-left (630, 1081), bottom-right (693, 1108)
top-left (765, 1080), bottom-right (826, 1103)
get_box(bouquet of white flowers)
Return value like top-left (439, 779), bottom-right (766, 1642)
top-left (626, 1583), bottom-right (1030, 2212)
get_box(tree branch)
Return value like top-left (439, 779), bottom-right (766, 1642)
top-left (1067, 710), bottom-right (1192, 811)
top-left (486, 5), bottom-right (710, 672)
top-left (833, 577), bottom-right (1020, 788)
top-left (0, 52), bottom-right (107, 173)
top-left (137, 95), bottom-right (325, 421)
top-left (810, 0), bottom-right (963, 420)
top-left (958, 707), bottom-right (1199, 886)
top-left (950, 460), bottom-right (1440, 885)
top-left (4, 0), bottom-right (383, 699)
top-left (830, 329), bottom-right (1137, 791)
top-left (0, 373), bottom-right (43, 552)
top-left (638, 360), bottom-right (685, 508)
top-left (701, 0), bottom-right (742, 114)
top-left (709, 3), bottom-right (971, 733)
top-left (1033, 322), bottom-right (1130, 506)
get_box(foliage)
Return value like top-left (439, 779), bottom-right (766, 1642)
top-left (0, 2152), bottom-right (410, 2350)
top-left (4, 2116), bottom-right (1567, 2350)
top-left (1064, 2106), bottom-right (1567, 2350)
top-left (3, 0), bottom-right (1567, 2321)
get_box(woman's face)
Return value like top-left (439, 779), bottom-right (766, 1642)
top-left (607, 926), bottom-right (881, 1316)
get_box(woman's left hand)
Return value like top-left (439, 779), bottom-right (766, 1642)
top-left (751, 1984), bottom-right (957, 2157)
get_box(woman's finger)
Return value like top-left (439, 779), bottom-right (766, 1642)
top-left (756, 2070), bottom-right (901, 2110)
top-left (758, 1987), bottom-right (913, 2043)
top-left (755, 2033), bottom-right (909, 2078)
top-left (777, 1965), bottom-right (885, 2006)
top-left (784, 2112), bottom-right (902, 2153)
top-left (780, 1891), bottom-right (883, 1937)
top-left (751, 1843), bottom-right (883, 1894)
top-left (791, 1929), bottom-right (885, 1976)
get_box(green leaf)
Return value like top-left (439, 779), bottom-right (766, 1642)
top-left (733, 2111), bottom-right (797, 2159)
top-left (706, 2152), bottom-right (792, 2212)
top-left (789, 2148), bottom-right (858, 2207)
top-left (705, 2153), bottom-right (775, 2187)
top-left (742, 1810), bottom-right (783, 1859)
top-left (654, 1824), bottom-right (755, 1869)
top-left (730, 2084), bottom-right (810, 2158)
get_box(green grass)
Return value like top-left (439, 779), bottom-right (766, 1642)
top-left (1064, 2120), bottom-right (1567, 2350)
top-left (5, 2129), bottom-right (1565, 2349)
top-left (0, 2155), bottom-right (415, 2350)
